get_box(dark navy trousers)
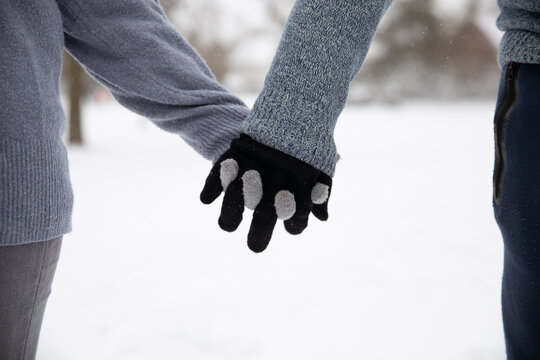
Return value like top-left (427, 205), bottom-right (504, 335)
top-left (493, 62), bottom-right (540, 360)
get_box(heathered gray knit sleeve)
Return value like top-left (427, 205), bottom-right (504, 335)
top-left (497, 1), bottom-right (540, 67)
top-left (56, 0), bottom-right (249, 162)
top-left (240, 0), bottom-right (393, 176)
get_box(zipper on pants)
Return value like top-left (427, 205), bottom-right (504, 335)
top-left (494, 62), bottom-right (520, 204)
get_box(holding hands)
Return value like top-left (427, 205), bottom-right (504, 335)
top-left (201, 134), bottom-right (332, 253)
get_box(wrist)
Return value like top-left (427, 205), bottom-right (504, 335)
top-left (239, 90), bottom-right (338, 177)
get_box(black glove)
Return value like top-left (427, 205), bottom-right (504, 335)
top-left (200, 134), bottom-right (332, 253)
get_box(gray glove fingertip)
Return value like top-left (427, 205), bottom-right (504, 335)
top-left (220, 158), bottom-right (239, 190)
top-left (275, 190), bottom-right (296, 220)
top-left (218, 178), bottom-right (245, 232)
top-left (311, 182), bottom-right (330, 205)
top-left (242, 170), bottom-right (263, 210)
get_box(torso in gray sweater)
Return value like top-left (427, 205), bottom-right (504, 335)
top-left (1, 0), bottom-right (538, 245)
top-left (0, 0), bottom-right (249, 244)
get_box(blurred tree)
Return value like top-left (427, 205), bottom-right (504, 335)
top-left (159, 0), bottom-right (177, 14)
top-left (376, 0), bottom-right (447, 66)
top-left (449, 1), bottom-right (498, 79)
top-left (164, 0), bottom-right (235, 82)
top-left (63, 53), bottom-right (92, 145)
top-left (166, 0), bottom-right (275, 84)
top-left (353, 0), bottom-right (499, 102)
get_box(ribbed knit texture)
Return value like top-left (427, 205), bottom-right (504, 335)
top-left (0, 0), bottom-right (249, 245)
top-left (0, 139), bottom-right (73, 245)
top-left (497, 1), bottom-right (540, 67)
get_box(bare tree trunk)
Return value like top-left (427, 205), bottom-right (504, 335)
top-left (66, 54), bottom-right (84, 145)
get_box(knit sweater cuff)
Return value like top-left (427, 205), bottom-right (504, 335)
top-left (498, 30), bottom-right (540, 68)
top-left (194, 104), bottom-right (249, 163)
top-left (239, 90), bottom-right (338, 177)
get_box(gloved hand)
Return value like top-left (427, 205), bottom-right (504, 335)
top-left (200, 134), bottom-right (332, 253)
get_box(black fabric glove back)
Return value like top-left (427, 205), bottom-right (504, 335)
top-left (201, 134), bottom-right (332, 253)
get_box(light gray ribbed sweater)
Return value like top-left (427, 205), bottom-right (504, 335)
top-left (0, 0), bottom-right (249, 245)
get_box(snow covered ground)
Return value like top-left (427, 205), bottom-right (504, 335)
top-left (37, 99), bottom-right (506, 360)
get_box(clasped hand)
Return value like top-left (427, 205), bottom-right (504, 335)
top-left (201, 134), bottom-right (332, 253)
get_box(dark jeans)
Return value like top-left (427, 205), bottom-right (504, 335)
top-left (0, 237), bottom-right (62, 360)
top-left (493, 63), bottom-right (540, 360)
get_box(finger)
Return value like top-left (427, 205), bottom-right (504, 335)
top-left (311, 202), bottom-right (329, 221)
top-left (284, 204), bottom-right (312, 235)
top-left (218, 178), bottom-right (245, 232)
top-left (200, 158), bottom-right (239, 204)
top-left (242, 170), bottom-right (263, 210)
top-left (311, 173), bottom-right (332, 221)
top-left (311, 183), bottom-right (329, 221)
top-left (247, 202), bottom-right (278, 253)
top-left (274, 190), bottom-right (296, 220)
top-left (200, 163), bottom-right (223, 205)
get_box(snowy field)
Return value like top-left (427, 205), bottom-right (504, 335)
top-left (38, 99), bottom-right (506, 360)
